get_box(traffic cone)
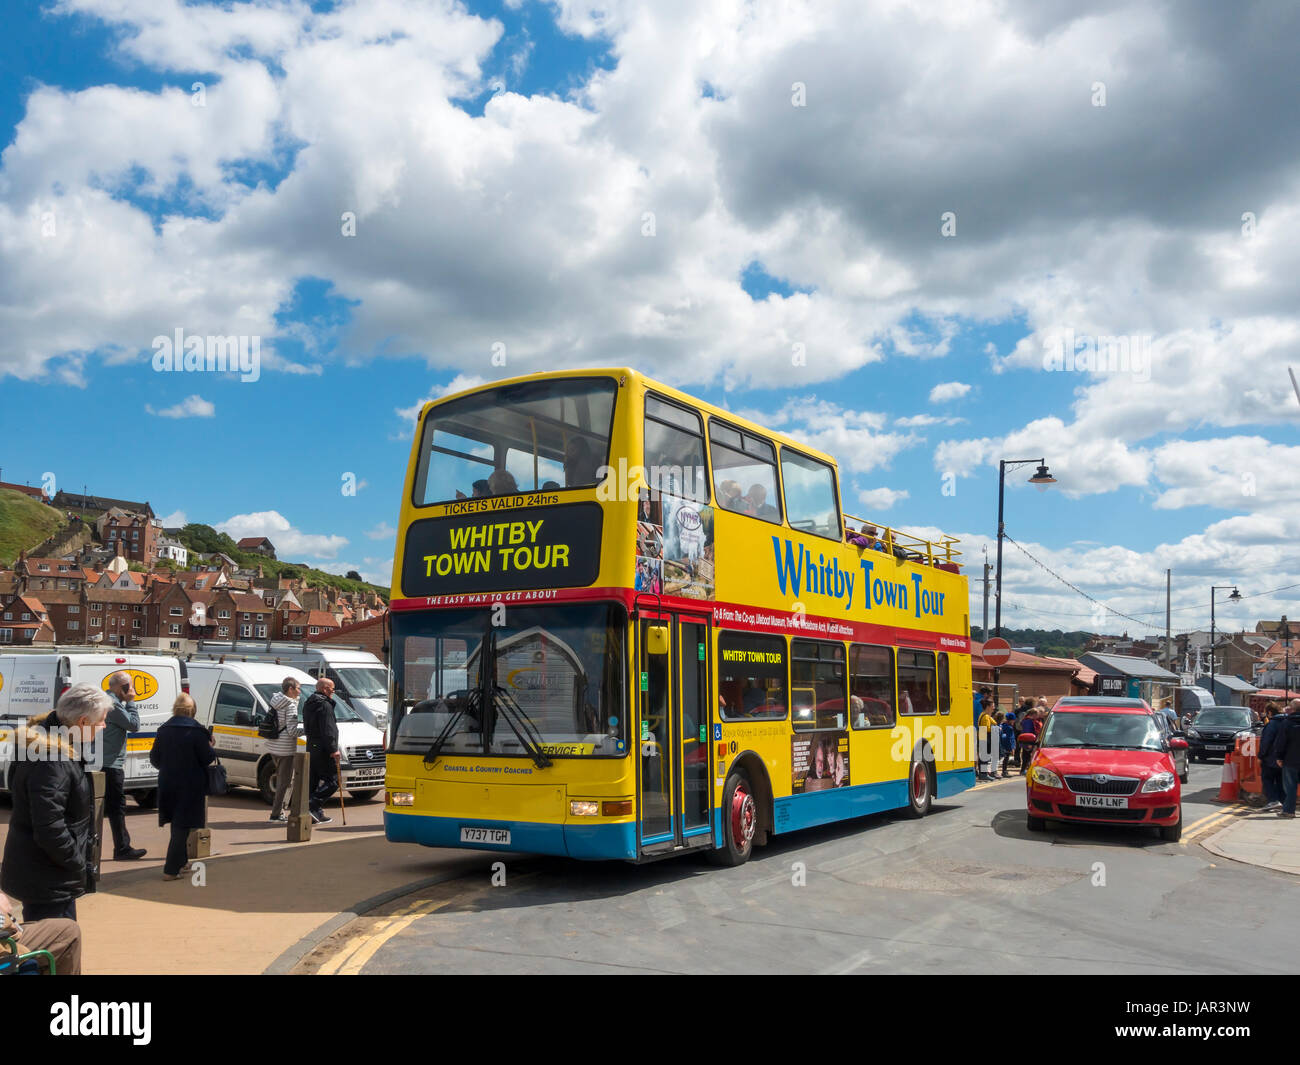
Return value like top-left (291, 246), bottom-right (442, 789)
top-left (1214, 756), bottom-right (1239, 803)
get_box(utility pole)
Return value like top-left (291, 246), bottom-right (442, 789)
top-left (1170, 569), bottom-right (1180, 670)
top-left (981, 547), bottom-right (991, 642)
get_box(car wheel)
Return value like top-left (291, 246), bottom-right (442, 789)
top-left (1027, 812), bottom-right (1046, 832)
top-left (707, 768), bottom-right (757, 866)
top-left (132, 789), bottom-right (157, 809)
top-left (905, 758), bottom-right (933, 819)
top-left (1158, 811), bottom-right (1182, 842)
top-left (258, 759), bottom-right (276, 806)
top-left (347, 788), bottom-right (380, 802)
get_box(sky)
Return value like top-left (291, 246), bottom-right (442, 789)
top-left (1, 0), bottom-right (1298, 646)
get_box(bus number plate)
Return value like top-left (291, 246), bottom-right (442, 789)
top-left (460, 827), bottom-right (511, 845)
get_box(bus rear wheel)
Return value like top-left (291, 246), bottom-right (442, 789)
top-left (905, 759), bottom-right (932, 818)
top-left (708, 769), bottom-right (756, 866)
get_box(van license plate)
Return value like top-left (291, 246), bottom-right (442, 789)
top-left (1207, 745), bottom-right (1228, 751)
top-left (460, 827), bottom-right (510, 845)
top-left (1076, 795), bottom-right (1128, 808)
top-left (354, 768), bottom-right (383, 778)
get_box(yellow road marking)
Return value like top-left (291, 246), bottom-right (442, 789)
top-left (1181, 806), bottom-right (1254, 846)
top-left (318, 899), bottom-right (446, 976)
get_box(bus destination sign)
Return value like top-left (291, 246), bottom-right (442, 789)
top-left (402, 502), bottom-right (603, 595)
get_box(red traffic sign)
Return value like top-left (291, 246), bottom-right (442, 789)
top-left (981, 638), bottom-right (1012, 667)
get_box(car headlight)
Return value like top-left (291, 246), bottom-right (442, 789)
top-left (1187, 729), bottom-right (1201, 738)
top-left (1030, 766), bottom-right (1062, 789)
top-left (1142, 772), bottom-right (1176, 793)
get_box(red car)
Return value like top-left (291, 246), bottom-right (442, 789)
top-left (1026, 700), bottom-right (1187, 841)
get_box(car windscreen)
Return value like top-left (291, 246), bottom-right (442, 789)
top-left (1040, 711), bottom-right (1164, 751)
top-left (1193, 709), bottom-right (1252, 729)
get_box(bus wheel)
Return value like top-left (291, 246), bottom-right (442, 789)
top-left (133, 789), bottom-right (158, 809)
top-left (348, 789), bottom-right (380, 802)
top-left (708, 769), bottom-right (757, 866)
top-left (258, 760), bottom-right (276, 806)
top-left (905, 759), bottom-right (932, 818)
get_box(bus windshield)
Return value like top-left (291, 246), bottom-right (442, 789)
top-left (390, 602), bottom-right (627, 757)
top-left (413, 377), bottom-right (618, 505)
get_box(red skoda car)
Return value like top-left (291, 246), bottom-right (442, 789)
top-left (1026, 700), bottom-right (1187, 841)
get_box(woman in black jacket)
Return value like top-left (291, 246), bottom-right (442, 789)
top-left (0, 685), bottom-right (110, 921)
top-left (149, 693), bottom-right (216, 879)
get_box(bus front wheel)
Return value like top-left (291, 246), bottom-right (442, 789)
top-left (905, 759), bottom-right (933, 818)
top-left (708, 769), bottom-right (757, 866)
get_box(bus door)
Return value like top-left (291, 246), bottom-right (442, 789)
top-left (637, 613), bottom-right (713, 855)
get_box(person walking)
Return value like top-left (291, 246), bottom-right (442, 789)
top-left (102, 671), bottom-right (146, 861)
top-left (303, 677), bottom-right (340, 825)
top-left (1259, 702), bottom-right (1286, 811)
top-left (999, 712), bottom-right (1017, 777)
top-left (1017, 709), bottom-right (1041, 774)
top-left (1272, 698), bottom-right (1300, 819)
top-left (0, 889), bottom-right (82, 975)
top-left (0, 684), bottom-right (108, 922)
top-left (266, 677), bottom-right (302, 822)
top-left (149, 693), bottom-right (216, 881)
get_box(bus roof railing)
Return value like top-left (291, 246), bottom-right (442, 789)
top-left (840, 513), bottom-right (962, 568)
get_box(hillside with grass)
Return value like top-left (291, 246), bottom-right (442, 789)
top-left (0, 489), bottom-right (67, 566)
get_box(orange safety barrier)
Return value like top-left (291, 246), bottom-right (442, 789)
top-left (1235, 733), bottom-right (1263, 800)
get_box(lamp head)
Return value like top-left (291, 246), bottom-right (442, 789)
top-left (1028, 463), bottom-right (1056, 493)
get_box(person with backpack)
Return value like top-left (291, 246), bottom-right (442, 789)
top-left (264, 677), bottom-right (303, 823)
top-left (998, 711), bottom-right (1017, 777)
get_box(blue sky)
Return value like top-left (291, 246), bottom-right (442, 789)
top-left (1, 0), bottom-right (1297, 639)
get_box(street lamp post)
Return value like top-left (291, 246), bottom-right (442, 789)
top-left (994, 458), bottom-right (1055, 696)
top-left (1283, 615), bottom-right (1291, 703)
top-left (1208, 584), bottom-right (1241, 705)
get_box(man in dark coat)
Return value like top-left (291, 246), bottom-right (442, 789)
top-left (302, 678), bottom-right (340, 825)
top-left (1259, 703), bottom-right (1286, 811)
top-left (0, 684), bottom-right (110, 922)
top-left (1272, 699), bottom-right (1300, 819)
top-left (149, 693), bottom-right (216, 879)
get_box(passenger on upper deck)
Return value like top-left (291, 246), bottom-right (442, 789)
top-left (746, 483), bottom-right (779, 521)
top-left (488, 468), bottom-right (519, 496)
top-left (564, 438), bottom-right (600, 487)
top-left (718, 479), bottom-right (744, 512)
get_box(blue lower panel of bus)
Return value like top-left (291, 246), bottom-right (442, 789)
top-left (385, 811), bottom-right (638, 861)
top-left (770, 767), bottom-right (976, 835)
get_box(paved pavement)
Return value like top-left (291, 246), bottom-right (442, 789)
top-left (0, 787), bottom-right (494, 974)
top-left (1205, 811), bottom-right (1300, 875)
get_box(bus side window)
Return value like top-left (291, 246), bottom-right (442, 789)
top-left (717, 630), bottom-right (786, 721)
top-left (791, 639), bottom-right (846, 731)
top-left (897, 650), bottom-right (936, 715)
top-left (708, 420), bottom-right (781, 523)
top-left (937, 651), bottom-right (951, 715)
top-left (644, 395), bottom-right (708, 502)
top-left (850, 644), bottom-right (896, 729)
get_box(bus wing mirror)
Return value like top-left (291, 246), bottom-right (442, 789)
top-left (646, 625), bottom-right (670, 656)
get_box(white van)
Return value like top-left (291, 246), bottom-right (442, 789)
top-left (0, 650), bottom-right (186, 805)
top-left (191, 643), bottom-right (390, 730)
top-left (186, 661), bottom-right (386, 804)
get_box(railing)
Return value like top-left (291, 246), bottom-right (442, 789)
top-left (840, 513), bottom-right (962, 568)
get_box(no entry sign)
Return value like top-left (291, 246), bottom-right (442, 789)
top-left (982, 637), bottom-right (1012, 667)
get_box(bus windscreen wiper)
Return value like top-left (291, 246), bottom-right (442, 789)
top-left (476, 625), bottom-right (552, 769)
top-left (422, 690), bottom-right (481, 769)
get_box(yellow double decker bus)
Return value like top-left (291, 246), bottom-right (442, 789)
top-left (384, 369), bottom-right (974, 864)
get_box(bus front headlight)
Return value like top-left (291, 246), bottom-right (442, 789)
top-left (389, 791), bottom-right (415, 806)
top-left (569, 800), bottom-right (599, 817)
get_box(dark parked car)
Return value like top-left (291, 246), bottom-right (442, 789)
top-left (1185, 706), bottom-right (1254, 762)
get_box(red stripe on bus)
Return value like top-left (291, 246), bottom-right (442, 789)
top-left (389, 588), bottom-right (970, 653)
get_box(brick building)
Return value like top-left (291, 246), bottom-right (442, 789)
top-left (306, 612), bottom-right (388, 663)
top-left (96, 508), bottom-right (160, 566)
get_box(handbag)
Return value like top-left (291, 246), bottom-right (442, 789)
top-left (206, 758), bottom-right (229, 796)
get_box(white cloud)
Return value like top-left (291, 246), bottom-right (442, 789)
top-left (366, 522), bottom-right (396, 540)
top-left (895, 414), bottom-right (963, 427)
top-left (928, 381), bottom-right (971, 403)
top-left (217, 509), bottom-right (348, 559)
top-left (145, 394), bottom-right (214, 418)
top-left (855, 487), bottom-right (910, 511)
top-left (158, 509), bottom-right (187, 527)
